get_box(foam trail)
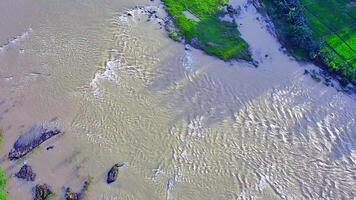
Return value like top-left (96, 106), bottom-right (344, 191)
top-left (90, 60), bottom-right (120, 96)
top-left (0, 27), bottom-right (32, 52)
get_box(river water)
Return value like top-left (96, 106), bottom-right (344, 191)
top-left (0, 0), bottom-right (355, 199)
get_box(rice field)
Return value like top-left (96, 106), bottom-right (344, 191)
top-left (301, 0), bottom-right (356, 76)
top-left (300, 0), bottom-right (356, 83)
top-left (261, 0), bottom-right (356, 84)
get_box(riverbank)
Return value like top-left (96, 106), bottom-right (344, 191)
top-left (257, 0), bottom-right (356, 86)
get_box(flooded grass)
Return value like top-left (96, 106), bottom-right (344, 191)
top-left (161, 0), bottom-right (252, 60)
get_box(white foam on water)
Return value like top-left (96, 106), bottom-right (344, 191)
top-left (257, 173), bottom-right (266, 192)
top-left (181, 46), bottom-right (195, 75)
top-left (120, 5), bottom-right (166, 25)
top-left (187, 116), bottom-right (207, 138)
top-left (0, 27), bottom-right (32, 52)
top-left (166, 169), bottom-right (182, 200)
top-left (90, 60), bottom-right (120, 96)
top-left (90, 5), bottom-right (166, 97)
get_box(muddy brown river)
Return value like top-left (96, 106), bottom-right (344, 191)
top-left (0, 0), bottom-right (355, 199)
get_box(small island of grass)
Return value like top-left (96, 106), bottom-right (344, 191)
top-left (162, 0), bottom-right (252, 61)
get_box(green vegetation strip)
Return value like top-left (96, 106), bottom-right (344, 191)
top-left (0, 169), bottom-right (6, 200)
top-left (0, 130), bottom-right (6, 200)
top-left (260, 0), bottom-right (356, 85)
top-left (162, 0), bottom-right (252, 61)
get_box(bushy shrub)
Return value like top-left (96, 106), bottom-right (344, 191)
top-left (262, 0), bottom-right (319, 59)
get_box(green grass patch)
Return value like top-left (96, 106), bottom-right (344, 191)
top-left (0, 129), bottom-right (7, 200)
top-left (0, 169), bottom-right (6, 200)
top-left (0, 129), bottom-right (3, 144)
top-left (162, 0), bottom-right (252, 61)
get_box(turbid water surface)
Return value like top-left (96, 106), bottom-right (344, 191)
top-left (0, 0), bottom-right (355, 199)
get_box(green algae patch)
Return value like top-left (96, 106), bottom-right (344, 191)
top-left (260, 0), bottom-right (356, 84)
top-left (162, 0), bottom-right (252, 61)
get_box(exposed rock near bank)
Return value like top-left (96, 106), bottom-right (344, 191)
top-left (15, 164), bottom-right (36, 181)
top-left (8, 125), bottom-right (62, 160)
top-left (107, 163), bottom-right (125, 184)
top-left (34, 184), bottom-right (53, 200)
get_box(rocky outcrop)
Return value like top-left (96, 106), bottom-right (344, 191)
top-left (8, 125), bottom-right (62, 160)
top-left (107, 163), bottom-right (125, 184)
top-left (15, 164), bottom-right (36, 181)
top-left (34, 184), bottom-right (53, 200)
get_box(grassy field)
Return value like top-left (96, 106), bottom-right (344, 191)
top-left (261, 0), bottom-right (356, 85)
top-left (162, 0), bottom-right (252, 61)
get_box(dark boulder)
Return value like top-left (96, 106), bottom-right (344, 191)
top-left (107, 163), bottom-right (125, 184)
top-left (15, 164), bottom-right (36, 181)
top-left (34, 184), bottom-right (53, 200)
top-left (8, 125), bottom-right (62, 160)
top-left (46, 146), bottom-right (54, 151)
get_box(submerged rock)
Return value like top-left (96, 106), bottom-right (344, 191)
top-left (252, 60), bottom-right (259, 67)
top-left (310, 70), bottom-right (322, 82)
top-left (65, 179), bottom-right (91, 200)
top-left (82, 180), bottom-right (90, 192)
top-left (8, 125), bottom-right (62, 160)
top-left (34, 184), bottom-right (53, 200)
top-left (15, 164), bottom-right (36, 181)
top-left (65, 188), bottom-right (80, 200)
top-left (107, 163), bottom-right (125, 184)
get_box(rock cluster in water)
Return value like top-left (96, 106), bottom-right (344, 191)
top-left (34, 184), bottom-right (53, 200)
top-left (15, 164), bottom-right (36, 181)
top-left (6, 123), bottom-right (128, 198)
top-left (8, 125), bottom-right (62, 160)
